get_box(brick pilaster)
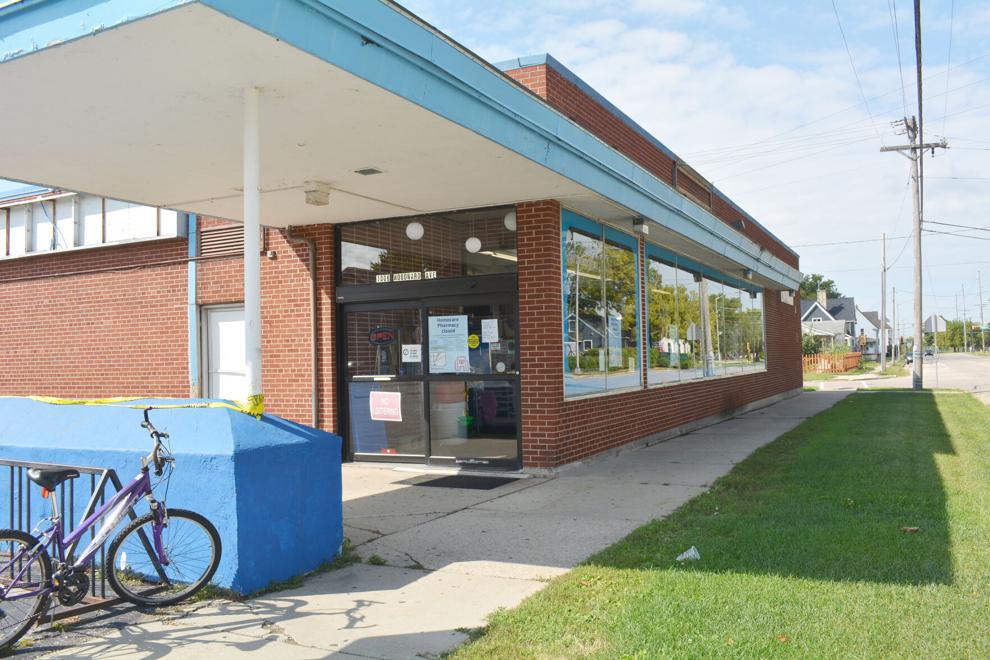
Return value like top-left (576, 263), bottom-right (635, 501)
top-left (516, 200), bottom-right (563, 468)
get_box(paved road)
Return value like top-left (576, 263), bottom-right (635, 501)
top-left (821, 353), bottom-right (990, 406)
top-left (30, 391), bottom-right (850, 659)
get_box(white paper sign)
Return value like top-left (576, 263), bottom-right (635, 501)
top-left (401, 344), bottom-right (421, 362)
top-left (481, 318), bottom-right (499, 344)
top-left (428, 315), bottom-right (469, 374)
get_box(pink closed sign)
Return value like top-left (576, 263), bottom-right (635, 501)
top-left (369, 391), bottom-right (402, 422)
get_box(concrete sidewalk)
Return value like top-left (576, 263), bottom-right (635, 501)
top-left (45, 391), bottom-right (849, 659)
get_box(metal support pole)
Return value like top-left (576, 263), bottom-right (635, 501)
top-left (881, 233), bottom-right (887, 371)
top-left (962, 284), bottom-right (968, 353)
top-left (892, 287), bottom-right (897, 362)
top-left (243, 87), bottom-right (263, 412)
top-left (979, 271), bottom-right (986, 352)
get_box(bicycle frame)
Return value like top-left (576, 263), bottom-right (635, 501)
top-left (0, 469), bottom-right (167, 603)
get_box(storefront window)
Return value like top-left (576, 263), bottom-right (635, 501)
top-left (564, 228), bottom-right (606, 396)
top-left (705, 278), bottom-right (724, 376)
top-left (677, 267), bottom-right (706, 380)
top-left (339, 207), bottom-right (517, 285)
top-left (745, 291), bottom-right (766, 369)
top-left (647, 258), bottom-right (680, 384)
top-left (604, 239), bottom-right (639, 389)
top-left (719, 284), bottom-right (743, 374)
top-left (563, 213), bottom-right (640, 397)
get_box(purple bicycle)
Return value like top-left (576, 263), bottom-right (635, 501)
top-left (0, 409), bottom-right (221, 649)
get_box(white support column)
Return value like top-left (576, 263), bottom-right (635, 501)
top-left (243, 86), bottom-right (264, 414)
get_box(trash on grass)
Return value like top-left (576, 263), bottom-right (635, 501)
top-left (900, 526), bottom-right (920, 533)
top-left (676, 546), bottom-right (701, 562)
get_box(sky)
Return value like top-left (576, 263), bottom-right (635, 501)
top-left (2, 1), bottom-right (987, 336)
top-left (395, 0), bottom-right (990, 336)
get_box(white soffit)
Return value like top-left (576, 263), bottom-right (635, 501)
top-left (0, 3), bottom-right (590, 227)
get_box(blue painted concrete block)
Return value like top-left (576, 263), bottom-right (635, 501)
top-left (0, 399), bottom-right (343, 594)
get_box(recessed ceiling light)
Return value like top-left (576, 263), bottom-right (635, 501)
top-left (354, 167), bottom-right (383, 176)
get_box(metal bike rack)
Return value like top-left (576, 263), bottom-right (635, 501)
top-left (0, 459), bottom-right (156, 622)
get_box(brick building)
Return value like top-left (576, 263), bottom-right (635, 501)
top-left (0, 1), bottom-right (802, 471)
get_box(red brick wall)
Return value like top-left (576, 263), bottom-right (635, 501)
top-left (504, 62), bottom-right (799, 270)
top-left (197, 220), bottom-right (336, 433)
top-left (516, 200), bottom-right (565, 468)
top-left (515, 202), bottom-right (802, 469)
top-left (0, 239), bottom-right (189, 397)
top-left (0, 219), bottom-right (336, 434)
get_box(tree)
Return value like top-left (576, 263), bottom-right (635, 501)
top-left (800, 274), bottom-right (843, 300)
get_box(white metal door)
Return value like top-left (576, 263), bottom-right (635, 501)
top-left (204, 306), bottom-right (247, 402)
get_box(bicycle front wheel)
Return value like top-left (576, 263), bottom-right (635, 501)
top-left (0, 529), bottom-right (51, 651)
top-left (105, 509), bottom-right (221, 607)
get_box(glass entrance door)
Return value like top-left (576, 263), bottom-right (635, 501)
top-left (343, 298), bottom-right (520, 469)
top-left (345, 304), bottom-right (427, 459)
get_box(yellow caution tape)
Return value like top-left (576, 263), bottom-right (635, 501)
top-left (1, 395), bottom-right (265, 419)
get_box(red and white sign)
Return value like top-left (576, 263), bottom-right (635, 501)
top-left (369, 391), bottom-right (402, 422)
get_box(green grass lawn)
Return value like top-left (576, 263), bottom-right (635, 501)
top-left (454, 391), bottom-right (990, 658)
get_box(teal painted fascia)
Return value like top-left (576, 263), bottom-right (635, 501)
top-left (1, 0), bottom-right (801, 288)
top-left (187, 213), bottom-right (199, 396)
top-left (0, 0), bottom-right (192, 63)
top-left (198, 0), bottom-right (801, 289)
top-left (496, 53), bottom-right (799, 264)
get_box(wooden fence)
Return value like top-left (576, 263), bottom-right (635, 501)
top-left (802, 352), bottom-right (862, 374)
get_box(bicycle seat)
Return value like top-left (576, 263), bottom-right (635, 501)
top-left (27, 468), bottom-right (80, 491)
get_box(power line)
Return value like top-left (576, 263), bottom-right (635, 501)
top-left (928, 176), bottom-right (990, 180)
top-left (682, 49), bottom-right (990, 161)
top-left (941, 0), bottom-right (955, 137)
top-left (888, 0), bottom-right (910, 117)
top-left (791, 234), bottom-right (911, 248)
top-left (923, 229), bottom-right (990, 241)
top-left (925, 220), bottom-right (990, 232)
top-left (832, 1), bottom-right (883, 141)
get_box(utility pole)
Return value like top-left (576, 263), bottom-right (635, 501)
top-left (979, 271), bottom-right (986, 352)
top-left (881, 118), bottom-right (947, 385)
top-left (955, 294), bottom-right (960, 353)
top-left (880, 1), bottom-right (948, 388)
top-left (880, 233), bottom-right (887, 370)
top-left (881, 118), bottom-right (944, 387)
top-left (892, 287), bottom-right (897, 361)
top-left (962, 284), bottom-right (969, 353)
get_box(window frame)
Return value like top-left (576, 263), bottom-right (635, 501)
top-left (643, 242), bottom-right (767, 385)
top-left (561, 209), bottom-right (641, 398)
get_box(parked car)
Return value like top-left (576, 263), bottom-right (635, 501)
top-left (906, 353), bottom-right (913, 364)
top-left (924, 348), bottom-right (934, 357)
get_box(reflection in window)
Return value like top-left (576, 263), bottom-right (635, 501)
top-left (564, 229), bottom-right (606, 396)
top-left (647, 259), bottom-right (680, 384)
top-left (563, 220), bottom-right (640, 397)
top-left (677, 267), bottom-right (706, 380)
top-left (705, 278), bottom-right (724, 376)
top-left (745, 291), bottom-right (766, 369)
top-left (605, 240), bottom-right (639, 389)
top-left (339, 207), bottom-right (517, 285)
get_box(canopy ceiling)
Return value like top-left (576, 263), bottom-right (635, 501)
top-left (0, 0), bottom-right (802, 289)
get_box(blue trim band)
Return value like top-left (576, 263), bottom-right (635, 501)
top-left (644, 241), bottom-right (759, 294)
top-left (0, 1), bottom-right (801, 289)
top-left (496, 53), bottom-right (798, 262)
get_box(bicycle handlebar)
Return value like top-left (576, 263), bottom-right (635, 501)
top-left (141, 408), bottom-right (172, 476)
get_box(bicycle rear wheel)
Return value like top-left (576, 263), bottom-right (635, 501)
top-left (105, 509), bottom-right (221, 607)
top-left (0, 529), bottom-right (51, 651)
